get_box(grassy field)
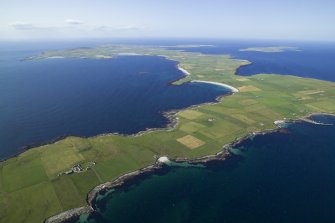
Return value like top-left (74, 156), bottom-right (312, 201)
top-left (1, 46), bottom-right (335, 222)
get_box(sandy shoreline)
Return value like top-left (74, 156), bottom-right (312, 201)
top-left (191, 80), bottom-right (239, 93)
top-left (177, 64), bottom-right (191, 76)
top-left (176, 64), bottom-right (239, 93)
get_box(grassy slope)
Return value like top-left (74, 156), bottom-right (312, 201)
top-left (1, 46), bottom-right (335, 222)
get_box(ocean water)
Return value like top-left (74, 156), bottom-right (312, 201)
top-left (0, 48), bottom-right (230, 159)
top-left (165, 40), bottom-right (335, 82)
top-left (75, 115), bottom-right (335, 223)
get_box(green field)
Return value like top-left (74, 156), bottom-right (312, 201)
top-left (1, 46), bottom-right (335, 222)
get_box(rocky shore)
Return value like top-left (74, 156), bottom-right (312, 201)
top-left (43, 126), bottom-right (281, 223)
top-left (44, 206), bottom-right (93, 223)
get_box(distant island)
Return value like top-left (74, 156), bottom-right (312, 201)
top-left (160, 44), bottom-right (215, 48)
top-left (240, 46), bottom-right (300, 53)
top-left (1, 45), bottom-right (335, 223)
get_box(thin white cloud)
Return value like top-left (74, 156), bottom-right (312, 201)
top-left (11, 22), bottom-right (38, 30)
top-left (10, 22), bottom-right (56, 32)
top-left (6, 21), bottom-right (144, 39)
top-left (65, 19), bottom-right (84, 25)
top-left (94, 25), bottom-right (140, 32)
top-left (118, 25), bottom-right (139, 30)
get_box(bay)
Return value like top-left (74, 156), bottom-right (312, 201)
top-left (0, 50), bottom-right (230, 159)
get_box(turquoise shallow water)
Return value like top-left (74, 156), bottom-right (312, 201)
top-left (73, 115), bottom-right (335, 223)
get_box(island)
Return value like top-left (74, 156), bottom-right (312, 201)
top-left (239, 46), bottom-right (300, 52)
top-left (1, 45), bottom-right (335, 223)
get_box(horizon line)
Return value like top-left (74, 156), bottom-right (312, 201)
top-left (0, 37), bottom-right (335, 44)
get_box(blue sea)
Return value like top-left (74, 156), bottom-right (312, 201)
top-left (0, 43), bottom-right (231, 159)
top-left (165, 39), bottom-right (335, 82)
top-left (74, 115), bottom-right (335, 223)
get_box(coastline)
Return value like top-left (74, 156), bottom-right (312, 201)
top-left (0, 64), bottom-right (235, 163)
top-left (177, 64), bottom-right (191, 76)
top-left (190, 80), bottom-right (239, 93)
top-left (0, 135), bottom-right (69, 162)
top-left (234, 62), bottom-right (252, 76)
top-left (0, 82), bottom-right (234, 163)
top-left (43, 112), bottom-right (335, 223)
top-left (44, 129), bottom-right (276, 223)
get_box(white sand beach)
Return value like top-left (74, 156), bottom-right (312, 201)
top-left (177, 65), bottom-right (190, 76)
top-left (191, 80), bottom-right (239, 93)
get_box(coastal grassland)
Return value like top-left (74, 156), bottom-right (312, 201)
top-left (1, 46), bottom-right (335, 223)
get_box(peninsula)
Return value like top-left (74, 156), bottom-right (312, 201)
top-left (1, 45), bottom-right (335, 223)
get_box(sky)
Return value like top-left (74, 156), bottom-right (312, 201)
top-left (1, 0), bottom-right (335, 41)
